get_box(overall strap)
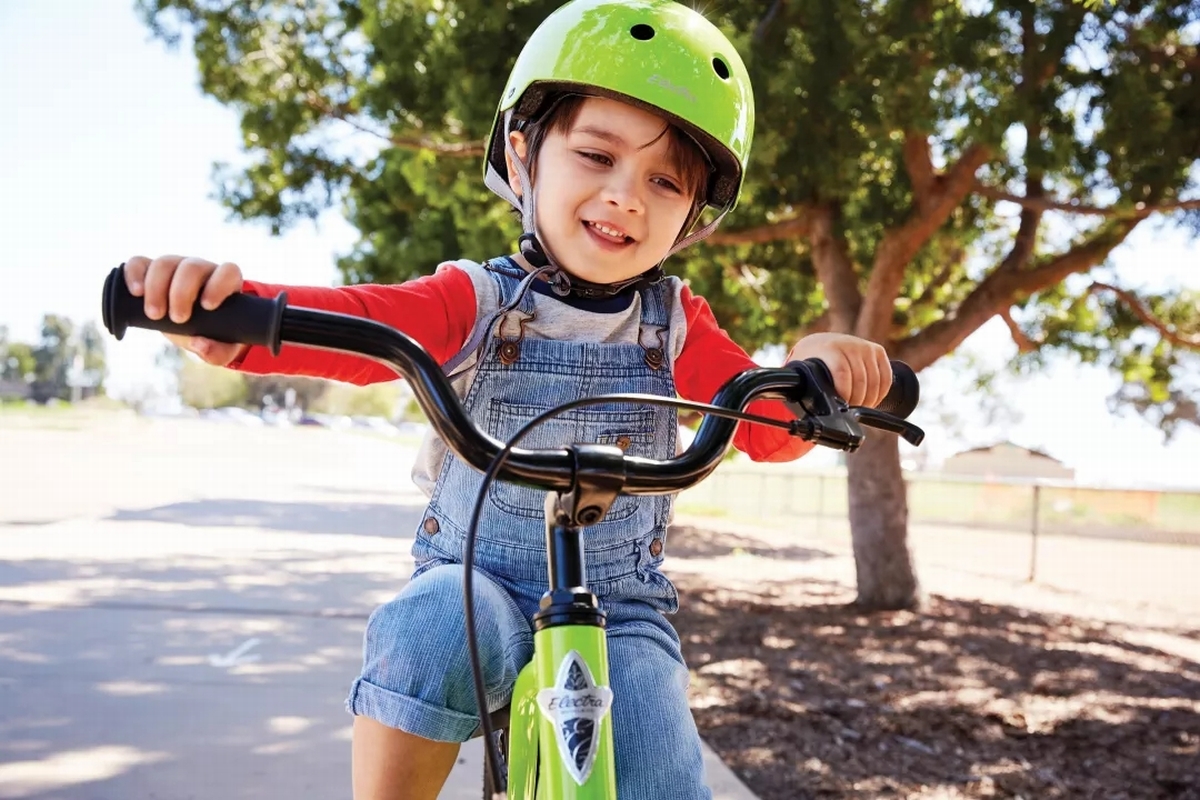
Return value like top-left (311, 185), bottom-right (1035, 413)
top-left (441, 258), bottom-right (548, 378)
top-left (637, 278), bottom-right (671, 328)
top-left (636, 279), bottom-right (673, 372)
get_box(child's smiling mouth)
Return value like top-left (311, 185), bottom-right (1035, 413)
top-left (583, 220), bottom-right (635, 248)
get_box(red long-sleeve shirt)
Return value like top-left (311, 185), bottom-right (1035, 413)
top-left (234, 264), bottom-right (810, 462)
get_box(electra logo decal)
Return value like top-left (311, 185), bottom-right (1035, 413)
top-left (648, 74), bottom-right (696, 103)
top-left (536, 650), bottom-right (614, 785)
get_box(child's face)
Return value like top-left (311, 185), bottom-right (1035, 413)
top-left (506, 97), bottom-right (696, 285)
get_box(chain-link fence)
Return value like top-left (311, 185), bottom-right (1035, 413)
top-left (677, 465), bottom-right (1200, 583)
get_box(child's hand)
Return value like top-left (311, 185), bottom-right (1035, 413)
top-left (786, 332), bottom-right (892, 408)
top-left (122, 255), bottom-right (249, 366)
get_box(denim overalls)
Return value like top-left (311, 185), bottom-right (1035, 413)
top-left (346, 261), bottom-right (713, 798)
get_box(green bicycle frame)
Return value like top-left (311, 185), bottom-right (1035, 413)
top-left (500, 453), bottom-right (625, 799)
top-left (507, 624), bottom-right (617, 798)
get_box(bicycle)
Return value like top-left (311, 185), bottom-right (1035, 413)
top-left (101, 264), bottom-right (924, 799)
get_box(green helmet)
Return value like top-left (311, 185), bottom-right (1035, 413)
top-left (484, 0), bottom-right (754, 215)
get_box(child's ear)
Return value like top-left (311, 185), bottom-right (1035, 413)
top-left (505, 130), bottom-right (530, 198)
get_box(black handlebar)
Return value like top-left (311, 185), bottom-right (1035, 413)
top-left (101, 264), bottom-right (923, 493)
top-left (102, 268), bottom-right (289, 356)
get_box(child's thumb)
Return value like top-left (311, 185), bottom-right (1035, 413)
top-left (164, 333), bottom-right (243, 367)
top-left (189, 337), bottom-right (244, 366)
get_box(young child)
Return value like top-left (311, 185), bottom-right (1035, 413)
top-left (123, 1), bottom-right (890, 797)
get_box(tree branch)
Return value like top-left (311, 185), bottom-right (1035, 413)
top-left (895, 216), bottom-right (1145, 370)
top-left (858, 141), bottom-right (992, 340)
top-left (997, 182), bottom-right (1044, 274)
top-left (975, 184), bottom-right (1200, 216)
top-left (999, 306), bottom-right (1039, 353)
top-left (1020, 216), bottom-right (1144, 289)
top-left (389, 134), bottom-right (487, 157)
top-left (707, 212), bottom-right (814, 246)
top-left (753, 0), bottom-right (787, 44)
top-left (304, 92), bottom-right (486, 157)
top-left (900, 242), bottom-right (972, 337)
top-left (1089, 282), bottom-right (1200, 349)
top-left (903, 131), bottom-right (937, 216)
top-left (910, 256), bottom-right (959, 310)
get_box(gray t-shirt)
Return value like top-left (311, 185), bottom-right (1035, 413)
top-left (410, 259), bottom-right (692, 497)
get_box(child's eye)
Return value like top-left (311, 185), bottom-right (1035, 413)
top-left (577, 151), bottom-right (612, 166)
top-left (653, 177), bottom-right (682, 194)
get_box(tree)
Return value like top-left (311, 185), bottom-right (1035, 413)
top-left (243, 374), bottom-right (328, 411)
top-left (0, 327), bottom-right (36, 384)
top-left (139, 0), bottom-right (1199, 609)
top-left (311, 381), bottom-right (403, 418)
top-left (31, 315), bottom-right (77, 402)
top-left (178, 356), bottom-right (248, 409)
top-left (23, 317), bottom-right (107, 401)
top-left (77, 321), bottom-right (108, 396)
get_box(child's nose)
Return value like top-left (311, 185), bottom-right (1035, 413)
top-left (601, 171), bottom-right (644, 213)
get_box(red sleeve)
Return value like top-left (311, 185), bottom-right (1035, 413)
top-left (230, 264), bottom-right (477, 385)
top-left (674, 284), bottom-right (812, 463)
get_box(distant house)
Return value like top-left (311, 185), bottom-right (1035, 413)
top-left (0, 379), bottom-right (31, 401)
top-left (942, 441), bottom-right (1075, 482)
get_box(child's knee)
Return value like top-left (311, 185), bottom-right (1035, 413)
top-left (364, 567), bottom-right (467, 666)
top-left (361, 565), bottom-right (532, 691)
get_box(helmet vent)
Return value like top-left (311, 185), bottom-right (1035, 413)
top-left (712, 57), bottom-right (731, 80)
top-left (630, 23), bottom-right (655, 40)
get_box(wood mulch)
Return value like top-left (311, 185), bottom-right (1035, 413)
top-left (668, 526), bottom-right (1200, 800)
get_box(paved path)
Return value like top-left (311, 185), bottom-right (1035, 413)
top-left (0, 413), bottom-right (756, 799)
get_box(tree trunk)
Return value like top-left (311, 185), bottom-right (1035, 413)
top-left (845, 432), bottom-right (921, 610)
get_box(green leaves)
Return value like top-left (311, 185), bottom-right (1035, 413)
top-left (1014, 279), bottom-right (1200, 437)
top-left (140, 0), bottom-right (1200, 436)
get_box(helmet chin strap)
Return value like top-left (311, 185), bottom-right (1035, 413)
top-left (500, 108), bottom-right (728, 300)
top-left (516, 232), bottom-right (665, 299)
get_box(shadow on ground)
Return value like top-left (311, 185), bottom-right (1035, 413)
top-left (672, 574), bottom-right (1200, 800)
top-left (668, 524), bottom-right (835, 562)
top-left (110, 499), bottom-right (423, 538)
top-left (0, 599), bottom-right (363, 800)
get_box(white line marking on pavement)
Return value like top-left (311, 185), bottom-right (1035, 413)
top-left (207, 637), bottom-right (262, 668)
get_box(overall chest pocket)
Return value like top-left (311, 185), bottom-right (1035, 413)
top-left (484, 398), bottom-right (657, 522)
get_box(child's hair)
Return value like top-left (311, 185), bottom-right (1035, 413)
top-left (519, 93), bottom-right (711, 207)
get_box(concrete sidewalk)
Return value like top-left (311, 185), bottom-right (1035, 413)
top-left (0, 416), bottom-right (759, 799)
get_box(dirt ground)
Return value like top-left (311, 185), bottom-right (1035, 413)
top-left (667, 522), bottom-right (1200, 800)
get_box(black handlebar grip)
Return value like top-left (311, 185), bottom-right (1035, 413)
top-left (101, 264), bottom-right (287, 356)
top-left (876, 360), bottom-right (919, 419)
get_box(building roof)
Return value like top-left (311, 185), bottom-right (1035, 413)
top-left (951, 440), bottom-right (1062, 463)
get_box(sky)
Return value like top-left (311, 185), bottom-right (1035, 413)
top-left (3, 0), bottom-right (1197, 489)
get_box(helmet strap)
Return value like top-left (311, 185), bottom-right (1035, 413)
top-left (546, 263), bottom-right (666, 299)
top-left (666, 208), bottom-right (727, 258)
top-left (518, 232), bottom-right (550, 268)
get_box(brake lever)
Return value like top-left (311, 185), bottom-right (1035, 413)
top-left (783, 360), bottom-right (865, 452)
top-left (788, 414), bottom-right (865, 452)
top-left (852, 408), bottom-right (926, 446)
top-left (783, 359), bottom-right (926, 451)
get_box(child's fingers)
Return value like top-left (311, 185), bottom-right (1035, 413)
top-left (872, 351), bottom-right (894, 409)
top-left (123, 256), bottom-right (150, 296)
top-left (863, 352), bottom-right (884, 409)
top-left (822, 354), bottom-right (856, 407)
top-left (167, 257), bottom-right (219, 323)
top-left (847, 355), bottom-right (869, 407)
top-left (200, 261), bottom-right (244, 311)
top-left (143, 255), bottom-right (185, 320)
